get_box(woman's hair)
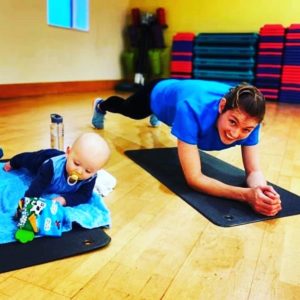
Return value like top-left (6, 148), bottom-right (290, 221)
top-left (223, 82), bottom-right (266, 122)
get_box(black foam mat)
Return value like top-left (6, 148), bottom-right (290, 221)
top-left (0, 226), bottom-right (111, 273)
top-left (125, 147), bottom-right (300, 227)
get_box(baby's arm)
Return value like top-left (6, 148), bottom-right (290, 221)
top-left (3, 152), bottom-right (33, 171)
top-left (36, 160), bottom-right (66, 205)
top-left (3, 149), bottom-right (64, 173)
top-left (52, 196), bottom-right (67, 206)
top-left (25, 161), bottom-right (54, 198)
top-left (3, 161), bottom-right (12, 171)
top-left (59, 176), bottom-right (96, 206)
top-left (3, 152), bottom-right (30, 172)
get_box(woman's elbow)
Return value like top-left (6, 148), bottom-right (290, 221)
top-left (185, 176), bottom-right (202, 191)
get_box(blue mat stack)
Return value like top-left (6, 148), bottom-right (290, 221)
top-left (279, 24), bottom-right (300, 103)
top-left (255, 24), bottom-right (285, 101)
top-left (170, 33), bottom-right (195, 79)
top-left (193, 33), bottom-right (258, 85)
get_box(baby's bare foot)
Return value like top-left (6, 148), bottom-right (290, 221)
top-left (3, 162), bottom-right (12, 172)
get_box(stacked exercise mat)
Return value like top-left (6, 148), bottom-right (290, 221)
top-left (193, 33), bottom-right (258, 85)
top-left (255, 24), bottom-right (285, 101)
top-left (170, 33), bottom-right (195, 78)
top-left (168, 27), bottom-right (300, 103)
top-left (279, 24), bottom-right (300, 103)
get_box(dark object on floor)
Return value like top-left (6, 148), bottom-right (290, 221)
top-left (125, 147), bottom-right (300, 227)
top-left (0, 226), bottom-right (111, 273)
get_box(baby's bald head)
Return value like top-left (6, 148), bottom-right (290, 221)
top-left (66, 133), bottom-right (111, 180)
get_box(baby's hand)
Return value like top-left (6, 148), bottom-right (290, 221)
top-left (3, 162), bottom-right (12, 172)
top-left (52, 196), bottom-right (66, 206)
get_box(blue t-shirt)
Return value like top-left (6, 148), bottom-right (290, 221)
top-left (150, 79), bottom-right (260, 151)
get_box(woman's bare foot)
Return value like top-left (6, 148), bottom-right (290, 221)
top-left (3, 161), bottom-right (12, 171)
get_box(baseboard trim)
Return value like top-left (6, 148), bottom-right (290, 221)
top-left (0, 80), bottom-right (119, 99)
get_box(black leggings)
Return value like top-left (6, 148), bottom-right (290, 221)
top-left (100, 79), bottom-right (163, 119)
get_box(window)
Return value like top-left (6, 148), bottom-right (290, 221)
top-left (47, 0), bottom-right (89, 31)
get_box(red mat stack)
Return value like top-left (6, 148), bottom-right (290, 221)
top-left (279, 24), bottom-right (300, 103)
top-left (255, 24), bottom-right (285, 101)
top-left (170, 32), bottom-right (195, 79)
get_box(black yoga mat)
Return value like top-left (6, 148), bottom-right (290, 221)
top-left (125, 147), bottom-right (300, 227)
top-left (0, 225), bottom-right (111, 273)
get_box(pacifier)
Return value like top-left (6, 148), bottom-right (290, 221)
top-left (67, 172), bottom-right (81, 186)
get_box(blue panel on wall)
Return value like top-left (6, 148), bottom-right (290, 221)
top-left (47, 0), bottom-right (72, 29)
top-left (72, 0), bottom-right (89, 31)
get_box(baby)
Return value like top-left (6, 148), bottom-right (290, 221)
top-left (4, 132), bottom-right (111, 206)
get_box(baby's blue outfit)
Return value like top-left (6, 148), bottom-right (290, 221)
top-left (150, 79), bottom-right (260, 151)
top-left (47, 155), bottom-right (95, 194)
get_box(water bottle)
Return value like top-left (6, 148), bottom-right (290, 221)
top-left (50, 114), bottom-right (64, 150)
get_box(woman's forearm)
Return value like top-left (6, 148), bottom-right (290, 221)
top-left (246, 170), bottom-right (267, 188)
top-left (186, 173), bottom-right (251, 203)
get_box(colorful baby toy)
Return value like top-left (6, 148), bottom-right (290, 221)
top-left (15, 197), bottom-right (64, 243)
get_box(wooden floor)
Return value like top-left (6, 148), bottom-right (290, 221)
top-left (0, 90), bottom-right (300, 300)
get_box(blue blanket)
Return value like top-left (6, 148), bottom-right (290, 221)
top-left (0, 163), bottom-right (111, 244)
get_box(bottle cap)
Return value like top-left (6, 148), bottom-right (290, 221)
top-left (50, 114), bottom-right (63, 124)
